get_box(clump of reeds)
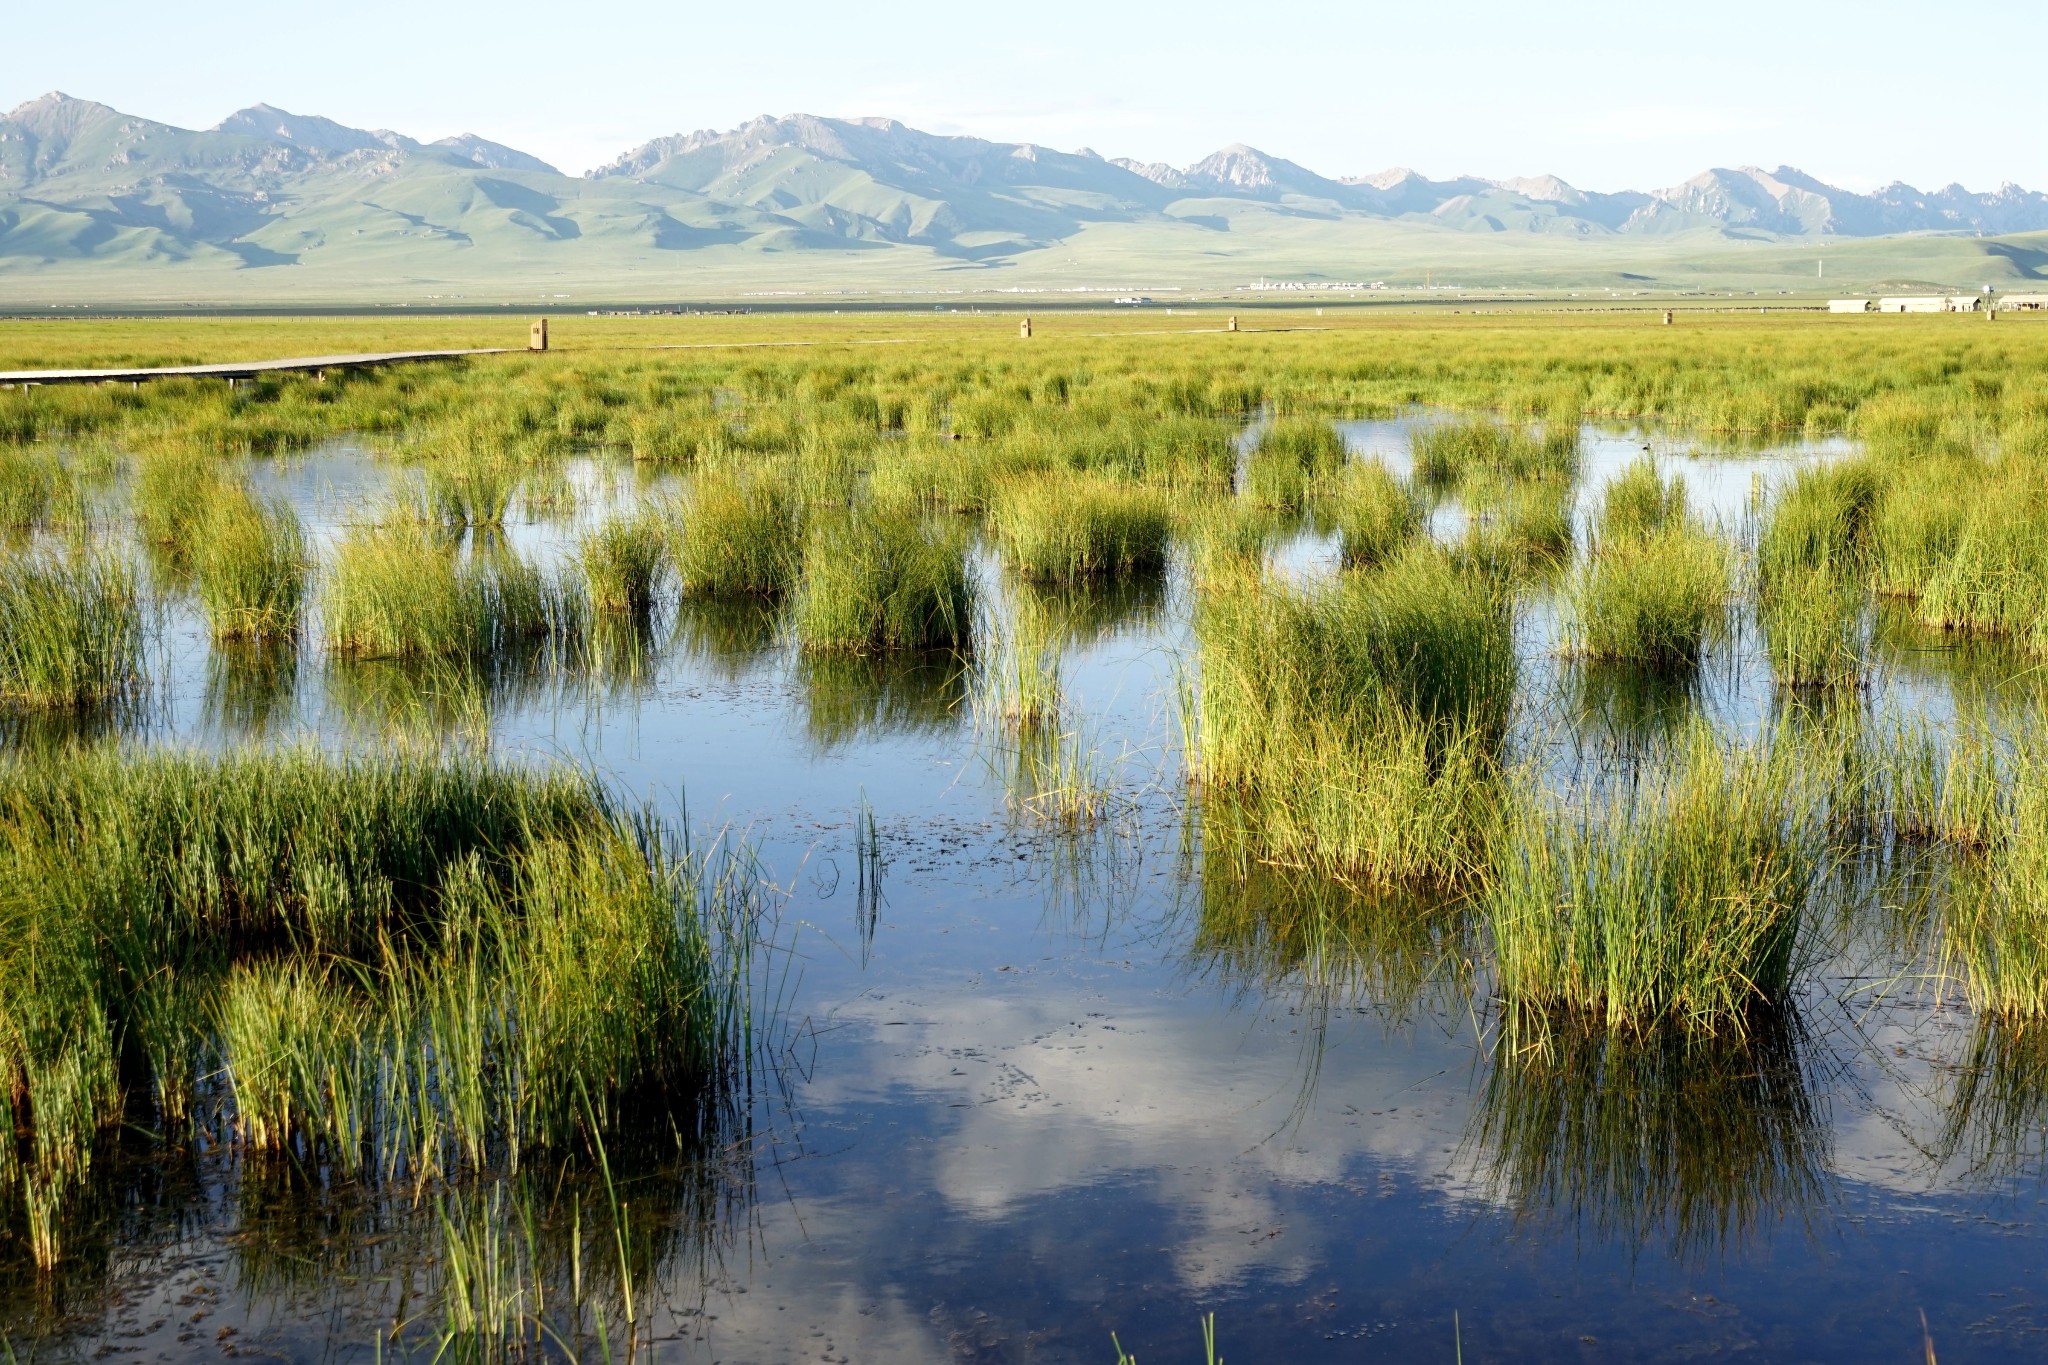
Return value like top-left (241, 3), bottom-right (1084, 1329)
top-left (1326, 459), bottom-right (1421, 568)
top-left (1189, 543), bottom-right (1515, 884)
top-left (1178, 499), bottom-right (1275, 584)
top-left (325, 523), bottom-right (581, 659)
top-left (867, 433), bottom-right (994, 513)
top-left (793, 506), bottom-right (973, 653)
top-left (1597, 454), bottom-right (1687, 542)
top-left (579, 512), bottom-right (668, 613)
top-left (990, 471), bottom-right (1171, 582)
top-left (1916, 486), bottom-right (2048, 647)
top-left (131, 449), bottom-right (222, 560)
top-left (1244, 416), bottom-right (1347, 510)
top-left (1839, 709), bottom-right (2007, 848)
top-left (1758, 563), bottom-right (1865, 688)
top-left (0, 448), bottom-right (85, 533)
top-left (425, 452), bottom-right (521, 527)
top-left (1459, 469), bottom-right (1575, 570)
top-left (1868, 455), bottom-right (1975, 599)
top-left (1755, 461), bottom-right (1876, 686)
top-left (1755, 458), bottom-right (1882, 593)
top-left (669, 467), bottom-right (803, 597)
top-left (0, 746), bottom-right (762, 1268)
top-left (1487, 726), bottom-right (1824, 1035)
top-left (193, 487), bottom-right (309, 642)
top-left (1567, 468), bottom-right (1728, 668)
top-left (0, 542), bottom-right (145, 709)
top-left (1567, 531), bottom-right (1728, 667)
top-left (1413, 416), bottom-right (1578, 487)
top-left (977, 587), bottom-right (1063, 732)
top-left (1941, 738), bottom-right (2048, 1019)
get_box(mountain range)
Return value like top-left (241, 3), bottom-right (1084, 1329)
top-left (3, 92), bottom-right (2044, 301)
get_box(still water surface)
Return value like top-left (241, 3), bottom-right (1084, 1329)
top-left (5, 417), bottom-right (2044, 1363)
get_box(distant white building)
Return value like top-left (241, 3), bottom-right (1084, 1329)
top-left (2000, 295), bottom-right (2048, 311)
top-left (1946, 295), bottom-right (1982, 312)
top-left (1878, 297), bottom-right (1947, 313)
top-left (1828, 299), bottom-right (1872, 313)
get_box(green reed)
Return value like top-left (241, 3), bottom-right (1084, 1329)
top-left (579, 512), bottom-right (668, 613)
top-left (193, 486), bottom-right (309, 641)
top-left (669, 466), bottom-right (803, 597)
top-left (1942, 739), bottom-right (2048, 1020)
top-left (1755, 459), bottom-right (1882, 594)
top-left (991, 470), bottom-right (1171, 582)
top-left (325, 523), bottom-right (582, 659)
top-left (1596, 454), bottom-right (1688, 542)
top-left (1566, 524), bottom-right (1729, 668)
top-left (1758, 563), bottom-right (1865, 688)
top-left (1244, 416), bottom-right (1346, 510)
top-left (0, 542), bottom-right (145, 709)
top-left (1324, 458), bottom-right (1421, 569)
top-left (1413, 415), bottom-right (1578, 488)
top-left (793, 505), bottom-right (973, 653)
top-left (1487, 726), bottom-right (1825, 1035)
top-left (1188, 544), bottom-right (1515, 885)
top-left (977, 585), bottom-right (1064, 733)
top-left (0, 746), bottom-right (762, 1269)
top-left (0, 447), bottom-right (86, 533)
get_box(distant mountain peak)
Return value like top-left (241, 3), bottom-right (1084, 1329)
top-left (3, 94), bottom-right (2045, 294)
top-left (5, 91), bottom-right (128, 137)
top-left (214, 103), bottom-right (390, 155)
top-left (428, 133), bottom-right (559, 175)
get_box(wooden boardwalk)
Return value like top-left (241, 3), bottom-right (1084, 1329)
top-left (0, 348), bottom-right (507, 388)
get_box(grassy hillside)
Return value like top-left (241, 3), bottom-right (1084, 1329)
top-left (4, 210), bottom-right (2041, 308)
top-left (4, 95), bottom-right (2044, 306)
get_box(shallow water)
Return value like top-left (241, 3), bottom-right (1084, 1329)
top-left (8, 417), bottom-right (2048, 1363)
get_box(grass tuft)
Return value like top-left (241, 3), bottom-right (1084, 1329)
top-left (0, 542), bottom-right (145, 709)
top-left (1487, 727), bottom-right (1823, 1035)
top-left (794, 506), bottom-right (973, 654)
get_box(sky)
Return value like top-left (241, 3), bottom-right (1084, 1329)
top-left (6, 0), bottom-right (2044, 191)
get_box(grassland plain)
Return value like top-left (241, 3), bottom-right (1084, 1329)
top-left (8, 308), bottom-right (2048, 1355)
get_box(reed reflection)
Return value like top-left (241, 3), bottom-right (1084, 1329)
top-left (1183, 851), bottom-right (1474, 1021)
top-left (1470, 1013), bottom-right (1833, 1265)
top-left (670, 594), bottom-right (782, 682)
top-left (1937, 1019), bottom-right (2048, 1187)
top-left (797, 649), bottom-right (968, 752)
top-left (204, 638), bottom-right (300, 738)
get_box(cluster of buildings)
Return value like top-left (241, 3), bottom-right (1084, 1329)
top-left (1829, 295), bottom-right (2048, 314)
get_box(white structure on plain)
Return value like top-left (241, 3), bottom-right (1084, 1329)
top-left (1877, 297), bottom-right (1950, 313)
top-left (1828, 299), bottom-right (1873, 313)
top-left (2000, 295), bottom-right (2048, 311)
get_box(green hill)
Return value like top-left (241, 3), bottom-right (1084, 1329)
top-left (2, 94), bottom-right (2043, 304)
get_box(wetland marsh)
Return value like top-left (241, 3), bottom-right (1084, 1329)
top-left (3, 311), bottom-right (2048, 1362)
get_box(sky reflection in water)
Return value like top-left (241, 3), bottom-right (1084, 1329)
top-left (6, 417), bottom-right (2046, 1364)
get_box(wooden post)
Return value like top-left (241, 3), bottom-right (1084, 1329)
top-left (529, 319), bottom-right (549, 351)
top-left (1663, 311), bottom-right (1674, 325)
top-left (1227, 316), bottom-right (1239, 332)
top-left (1019, 317), bottom-right (1032, 339)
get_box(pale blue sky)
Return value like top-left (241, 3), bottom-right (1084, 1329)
top-left (7, 0), bottom-right (2042, 191)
